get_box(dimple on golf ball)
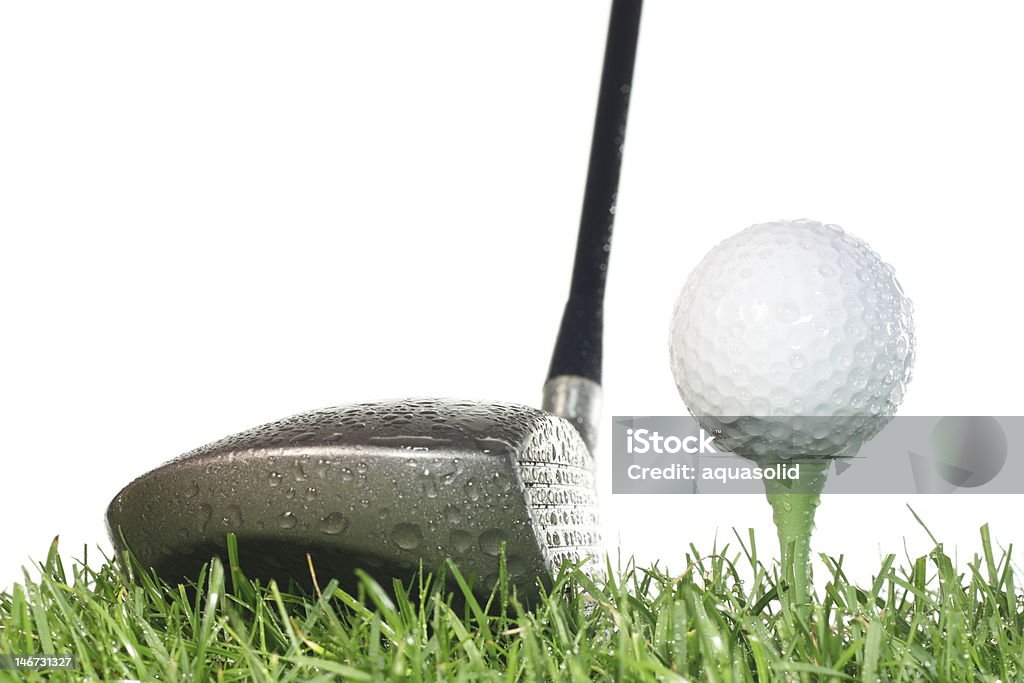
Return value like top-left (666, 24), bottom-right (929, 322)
top-left (669, 219), bottom-right (915, 458)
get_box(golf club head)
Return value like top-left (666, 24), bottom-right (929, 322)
top-left (106, 398), bottom-right (602, 600)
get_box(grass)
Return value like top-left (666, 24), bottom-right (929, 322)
top-left (0, 519), bottom-right (1021, 681)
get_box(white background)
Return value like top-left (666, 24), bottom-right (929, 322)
top-left (2, 1), bottom-right (1022, 591)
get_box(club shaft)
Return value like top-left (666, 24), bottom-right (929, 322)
top-left (547, 0), bottom-right (643, 385)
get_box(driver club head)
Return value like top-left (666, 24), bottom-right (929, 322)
top-left (105, 0), bottom-right (641, 603)
top-left (106, 398), bottom-right (602, 600)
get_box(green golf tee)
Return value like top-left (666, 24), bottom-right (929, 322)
top-left (762, 459), bottom-right (829, 613)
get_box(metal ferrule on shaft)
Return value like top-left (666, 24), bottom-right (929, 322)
top-left (543, 375), bottom-right (603, 454)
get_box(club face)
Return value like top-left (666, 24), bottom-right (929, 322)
top-left (106, 399), bottom-right (602, 598)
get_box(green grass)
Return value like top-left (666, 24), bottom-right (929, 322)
top-left (1, 519), bottom-right (1021, 681)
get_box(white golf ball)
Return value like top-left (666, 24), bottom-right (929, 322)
top-left (669, 219), bottom-right (914, 458)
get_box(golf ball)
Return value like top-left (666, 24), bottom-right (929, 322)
top-left (669, 219), bottom-right (914, 458)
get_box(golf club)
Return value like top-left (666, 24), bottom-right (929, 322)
top-left (106, 0), bottom-right (643, 600)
